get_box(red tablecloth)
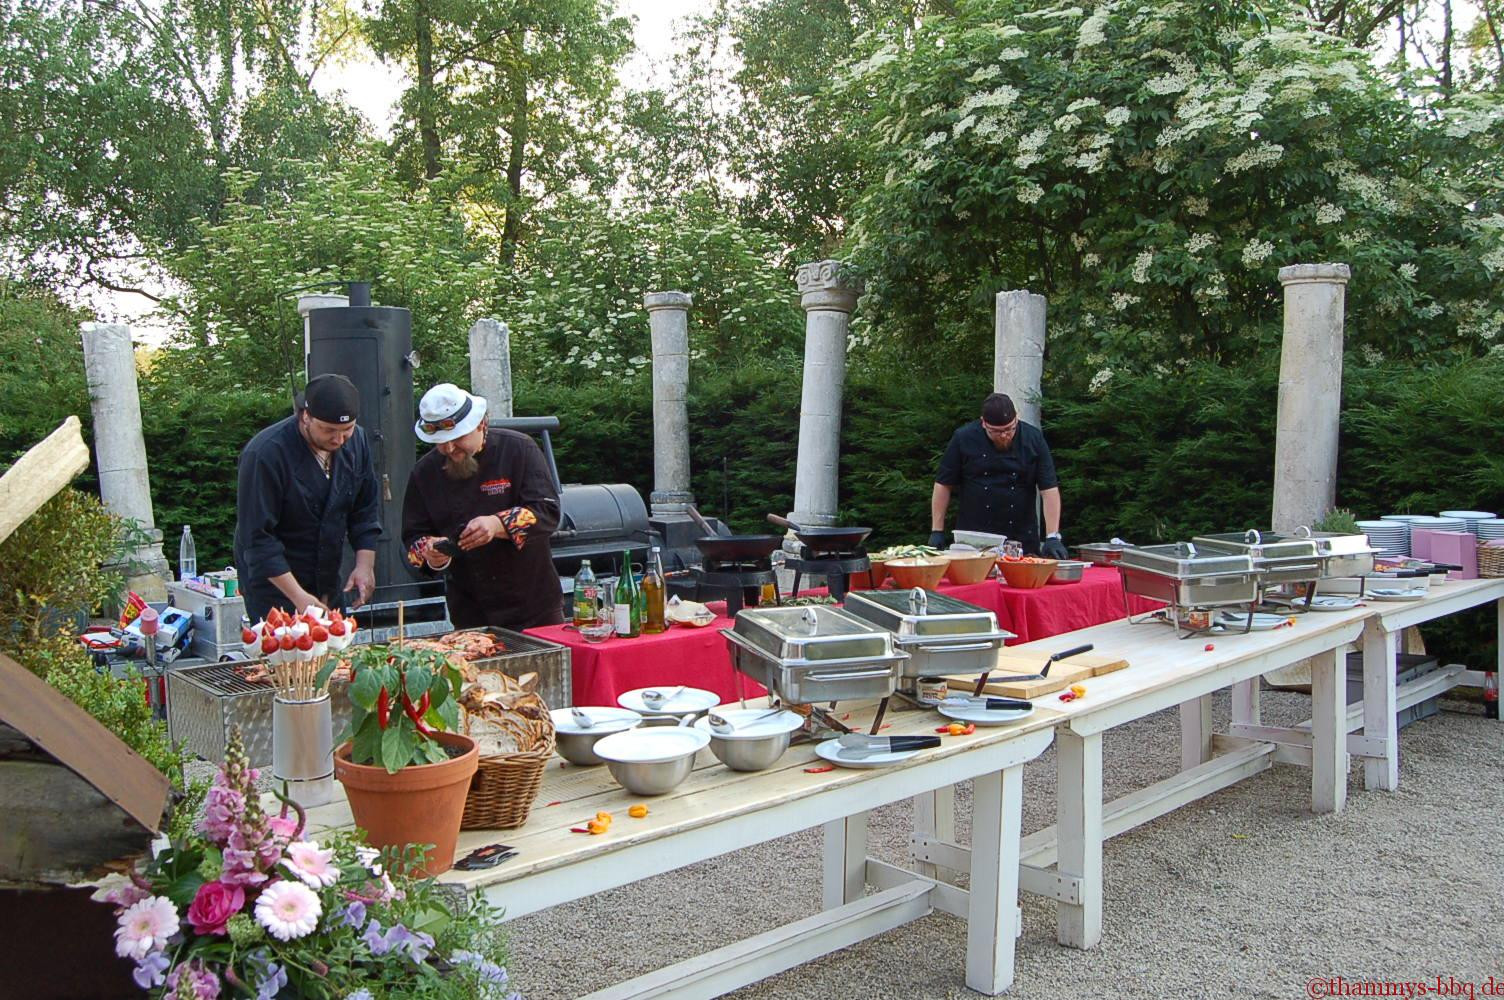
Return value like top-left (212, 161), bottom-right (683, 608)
top-left (525, 619), bottom-right (766, 708)
top-left (929, 566), bottom-right (1162, 644)
top-left (528, 566), bottom-right (1159, 705)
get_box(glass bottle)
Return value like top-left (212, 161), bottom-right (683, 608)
top-left (572, 559), bottom-right (599, 627)
top-left (643, 547), bottom-right (667, 633)
top-left (613, 549), bottom-right (641, 638)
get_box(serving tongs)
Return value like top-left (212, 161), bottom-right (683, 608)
top-left (971, 643), bottom-right (1095, 697)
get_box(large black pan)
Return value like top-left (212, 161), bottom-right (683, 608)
top-left (765, 514), bottom-right (873, 553)
top-left (685, 505), bottom-right (783, 563)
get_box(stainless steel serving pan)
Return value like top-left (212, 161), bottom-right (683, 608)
top-left (1076, 540), bottom-right (1130, 566)
top-left (1308, 529), bottom-right (1379, 579)
top-left (725, 606), bottom-right (907, 703)
top-left (1117, 542), bottom-right (1260, 607)
top-left (843, 588), bottom-right (1014, 679)
top-left (1190, 529), bottom-right (1323, 587)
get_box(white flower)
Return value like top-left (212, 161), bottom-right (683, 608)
top-left (1088, 368), bottom-right (1114, 393)
top-left (1315, 202), bottom-right (1344, 224)
top-left (1016, 182), bottom-right (1045, 205)
top-left (1481, 247), bottom-right (1504, 272)
top-left (1225, 143), bottom-right (1284, 174)
top-left (967, 65), bottom-right (1001, 83)
top-left (1078, 9), bottom-right (1109, 47)
top-left (1105, 106), bottom-right (1130, 127)
top-left (256, 880), bottom-right (323, 941)
top-left (1241, 238), bottom-right (1275, 266)
top-left (1360, 345), bottom-right (1385, 364)
top-left (1184, 196), bottom-right (1209, 216)
top-left (1398, 262), bottom-right (1418, 281)
top-left (1187, 232), bottom-right (1216, 254)
top-left (1146, 73), bottom-right (1188, 95)
top-left (284, 841), bottom-right (340, 888)
top-left (998, 47), bottom-right (1028, 60)
top-left (1017, 127), bottom-right (1050, 152)
top-left (1071, 233), bottom-right (1087, 250)
top-left (115, 896), bottom-right (178, 960)
top-left (355, 846), bottom-right (384, 876)
top-left (1111, 292), bottom-right (1140, 311)
top-left (1067, 97), bottom-right (1101, 113)
top-left (1055, 113), bottom-right (1082, 132)
top-left (1132, 250), bottom-right (1154, 283)
top-left (1083, 252), bottom-right (1101, 267)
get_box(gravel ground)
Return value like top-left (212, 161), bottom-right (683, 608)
top-left (503, 689), bottom-right (1504, 999)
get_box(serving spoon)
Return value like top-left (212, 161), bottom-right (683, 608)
top-left (707, 707), bottom-right (784, 735)
top-left (569, 706), bottom-right (595, 729)
top-left (641, 685), bottom-right (686, 709)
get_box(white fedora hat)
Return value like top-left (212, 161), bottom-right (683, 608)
top-left (415, 383), bottom-right (488, 444)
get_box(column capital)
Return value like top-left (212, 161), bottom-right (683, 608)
top-left (1279, 263), bottom-right (1350, 287)
top-left (796, 260), bottom-right (862, 313)
top-left (643, 291), bottom-right (693, 312)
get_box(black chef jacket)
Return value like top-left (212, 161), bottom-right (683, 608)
top-left (402, 428), bottom-right (565, 630)
top-left (935, 419), bottom-right (1059, 554)
top-left (233, 415), bottom-right (382, 621)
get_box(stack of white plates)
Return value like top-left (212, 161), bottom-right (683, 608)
top-left (1475, 519), bottom-right (1504, 541)
top-left (1439, 510), bottom-right (1497, 535)
top-left (1358, 519), bottom-right (1410, 557)
top-left (1405, 515), bottom-right (1467, 533)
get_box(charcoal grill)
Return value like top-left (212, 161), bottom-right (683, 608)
top-left (167, 662), bottom-right (353, 767)
top-left (457, 627), bottom-right (572, 709)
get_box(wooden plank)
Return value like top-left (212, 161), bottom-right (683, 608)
top-left (0, 416), bottom-right (89, 545)
top-left (945, 651), bottom-right (1129, 699)
top-left (0, 760), bottom-right (158, 886)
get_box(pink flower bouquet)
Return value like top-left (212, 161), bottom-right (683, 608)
top-left (97, 729), bottom-right (517, 999)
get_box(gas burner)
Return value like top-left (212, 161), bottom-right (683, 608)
top-left (782, 545), bottom-right (871, 603)
top-left (686, 557), bottom-right (782, 616)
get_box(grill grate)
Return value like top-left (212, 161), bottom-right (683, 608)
top-left (177, 662), bottom-right (273, 697)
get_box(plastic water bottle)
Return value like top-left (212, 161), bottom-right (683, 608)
top-left (179, 525), bottom-right (197, 581)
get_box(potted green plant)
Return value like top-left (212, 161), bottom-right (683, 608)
top-left (326, 645), bottom-right (478, 876)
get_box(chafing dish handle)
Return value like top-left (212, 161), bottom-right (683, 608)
top-left (722, 629), bottom-right (910, 669)
top-left (916, 641), bottom-right (995, 653)
top-left (806, 667), bottom-right (895, 681)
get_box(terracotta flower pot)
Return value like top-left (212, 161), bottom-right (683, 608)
top-left (334, 730), bottom-right (479, 876)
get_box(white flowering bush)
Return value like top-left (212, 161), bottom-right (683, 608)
top-left (838, 0), bottom-right (1504, 378)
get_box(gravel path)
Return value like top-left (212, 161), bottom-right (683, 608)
top-left (505, 689), bottom-right (1504, 999)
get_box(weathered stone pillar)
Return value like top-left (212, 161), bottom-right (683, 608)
top-left (297, 294), bottom-right (348, 372)
top-left (468, 318), bottom-right (514, 419)
top-left (80, 323), bottom-right (169, 597)
top-left (994, 290), bottom-right (1047, 428)
top-left (644, 292), bottom-right (694, 514)
top-left (789, 261), bottom-right (862, 530)
top-left (1273, 263), bottom-right (1349, 533)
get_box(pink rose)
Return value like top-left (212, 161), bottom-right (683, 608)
top-left (187, 880), bottom-right (245, 936)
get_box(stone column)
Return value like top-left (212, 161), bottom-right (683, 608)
top-left (80, 323), bottom-right (169, 597)
top-left (1272, 263), bottom-right (1349, 533)
top-left (468, 318), bottom-right (514, 418)
top-left (994, 290), bottom-right (1047, 427)
top-left (644, 292), bottom-right (694, 514)
top-left (297, 294), bottom-right (349, 373)
top-left (790, 260), bottom-right (862, 530)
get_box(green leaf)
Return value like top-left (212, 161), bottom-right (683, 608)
top-left (405, 664), bottom-right (432, 701)
top-left (353, 718), bottom-right (382, 765)
top-left (351, 668), bottom-right (381, 711)
top-left (380, 722), bottom-right (415, 773)
top-left (163, 870), bottom-right (205, 908)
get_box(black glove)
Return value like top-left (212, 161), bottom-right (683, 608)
top-left (928, 530), bottom-right (948, 549)
top-left (1040, 536), bottom-right (1069, 560)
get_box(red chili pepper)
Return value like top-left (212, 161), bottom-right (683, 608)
top-left (570, 826), bottom-right (592, 834)
top-left (545, 801), bottom-right (562, 807)
top-left (803, 765), bottom-right (835, 773)
top-left (377, 689), bottom-right (391, 729)
top-left (934, 725), bottom-right (954, 733)
top-left (964, 723), bottom-right (977, 735)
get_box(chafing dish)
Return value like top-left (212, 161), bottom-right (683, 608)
top-left (1117, 542), bottom-right (1260, 608)
top-left (1191, 529), bottom-right (1323, 587)
top-left (724, 605), bottom-right (908, 703)
top-left (843, 588), bottom-right (1014, 679)
top-left (1307, 529), bottom-right (1379, 579)
top-left (1076, 540), bottom-right (1130, 566)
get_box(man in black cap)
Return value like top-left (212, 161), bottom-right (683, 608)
top-left (234, 373), bottom-right (382, 620)
top-left (929, 392), bottom-right (1068, 559)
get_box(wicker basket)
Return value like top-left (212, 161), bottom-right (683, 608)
top-left (460, 677), bottom-right (555, 830)
top-left (1479, 541), bottom-right (1504, 579)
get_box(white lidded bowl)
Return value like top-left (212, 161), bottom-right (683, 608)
top-left (549, 707), bottom-right (643, 766)
top-left (593, 726), bottom-right (710, 795)
top-left (694, 709), bottom-right (804, 772)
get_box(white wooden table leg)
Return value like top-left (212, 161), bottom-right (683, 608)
top-left (1362, 619), bottom-right (1399, 791)
top-left (821, 812), bottom-right (868, 909)
top-left (1056, 729), bottom-right (1103, 949)
top-left (1311, 647), bottom-right (1348, 813)
top-left (1179, 694), bottom-right (1213, 770)
top-left (1495, 598), bottom-right (1503, 723)
top-left (966, 765), bottom-right (1025, 995)
top-left (913, 788), bottom-right (956, 883)
top-left (1232, 678), bottom-right (1261, 727)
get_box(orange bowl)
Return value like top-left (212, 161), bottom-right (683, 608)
top-left (941, 551), bottom-right (997, 585)
top-left (996, 559), bottom-right (1057, 589)
top-left (886, 558), bottom-right (949, 590)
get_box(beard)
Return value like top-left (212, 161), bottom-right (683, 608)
top-left (442, 454), bottom-right (479, 481)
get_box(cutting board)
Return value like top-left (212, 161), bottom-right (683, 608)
top-left (944, 650), bottom-right (1130, 699)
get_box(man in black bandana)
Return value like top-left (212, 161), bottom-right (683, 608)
top-left (401, 383), bottom-right (565, 629)
top-left (234, 374), bottom-right (381, 619)
top-left (929, 392), bottom-right (1068, 559)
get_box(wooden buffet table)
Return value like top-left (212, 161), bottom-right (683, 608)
top-left (303, 702), bottom-right (1060, 998)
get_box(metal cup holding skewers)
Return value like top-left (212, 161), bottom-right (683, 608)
top-left (261, 609), bottom-right (358, 808)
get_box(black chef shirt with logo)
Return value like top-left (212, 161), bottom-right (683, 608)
top-left (935, 419), bottom-right (1059, 554)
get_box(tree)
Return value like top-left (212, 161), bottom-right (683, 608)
top-left (363, 0), bottom-right (633, 265)
top-left (838, 0), bottom-right (1504, 380)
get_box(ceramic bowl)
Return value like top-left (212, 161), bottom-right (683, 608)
top-left (997, 559), bottom-right (1058, 589)
top-left (886, 558), bottom-right (949, 590)
top-left (941, 551), bottom-right (998, 585)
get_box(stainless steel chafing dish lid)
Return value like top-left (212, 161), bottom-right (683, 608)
top-left (843, 588), bottom-right (1015, 643)
top-left (729, 605), bottom-right (904, 665)
top-left (1307, 530), bottom-right (1381, 558)
top-left (1116, 542), bottom-right (1256, 579)
top-left (1190, 529), bottom-right (1321, 563)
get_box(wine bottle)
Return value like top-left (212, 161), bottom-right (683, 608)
top-left (643, 547), bottom-right (667, 633)
top-left (613, 549), bottom-right (641, 638)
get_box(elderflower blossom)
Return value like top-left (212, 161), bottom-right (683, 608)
top-left (1018, 127), bottom-right (1050, 152)
top-left (1225, 143), bottom-right (1284, 174)
top-left (1132, 251), bottom-right (1154, 283)
top-left (999, 46), bottom-right (1028, 60)
top-left (1083, 252), bottom-right (1101, 267)
top-left (1111, 292), bottom-right (1141, 311)
top-left (1016, 181), bottom-right (1045, 205)
top-left (1067, 97), bottom-right (1101, 113)
top-left (1071, 234), bottom-right (1087, 250)
top-left (1241, 239), bottom-right (1275, 266)
top-left (1187, 232), bottom-right (1216, 254)
top-left (1105, 106), bottom-right (1130, 127)
top-left (1088, 368), bottom-right (1115, 394)
top-left (1315, 202), bottom-right (1344, 224)
top-left (1480, 247), bottom-right (1504, 272)
top-left (1055, 113), bottom-right (1082, 132)
top-left (1416, 302), bottom-right (1444, 319)
top-left (1398, 262), bottom-right (1418, 281)
top-left (968, 65), bottom-right (1002, 83)
top-left (1184, 196), bottom-right (1209, 216)
top-left (1146, 73), bottom-right (1189, 95)
top-left (1078, 8), bottom-right (1110, 47)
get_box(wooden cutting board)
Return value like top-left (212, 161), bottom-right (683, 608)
top-left (944, 650), bottom-right (1130, 699)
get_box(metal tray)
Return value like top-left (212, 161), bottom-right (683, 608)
top-left (1117, 543), bottom-right (1255, 579)
top-left (724, 637), bottom-right (904, 703)
top-left (725, 606), bottom-right (907, 703)
top-left (842, 589), bottom-right (1012, 679)
top-left (1076, 542), bottom-right (1129, 566)
top-left (1191, 530), bottom-right (1323, 586)
top-left (452, 627), bottom-right (572, 709)
top-left (1118, 543), bottom-right (1259, 608)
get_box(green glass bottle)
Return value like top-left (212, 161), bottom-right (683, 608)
top-left (613, 549), bottom-right (641, 638)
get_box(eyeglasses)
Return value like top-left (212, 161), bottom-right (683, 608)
top-left (981, 418), bottom-right (1019, 438)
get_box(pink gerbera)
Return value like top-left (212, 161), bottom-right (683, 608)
top-left (114, 896), bottom-right (179, 959)
top-left (283, 840), bottom-right (340, 888)
top-left (254, 879), bottom-right (322, 941)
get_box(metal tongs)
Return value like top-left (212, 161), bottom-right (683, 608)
top-left (971, 643), bottom-right (1095, 697)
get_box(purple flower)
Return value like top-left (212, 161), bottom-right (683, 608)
top-left (334, 900), bottom-right (366, 929)
top-left (132, 951), bottom-right (170, 989)
top-left (165, 960), bottom-right (221, 999)
top-left (199, 785), bottom-right (245, 845)
top-left (360, 918), bottom-right (394, 956)
top-left (451, 949), bottom-right (509, 986)
top-left (100, 881), bottom-right (150, 913)
top-left (360, 920), bottom-right (433, 962)
top-left (253, 961), bottom-right (286, 1000)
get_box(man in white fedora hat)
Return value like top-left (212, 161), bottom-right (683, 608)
top-left (401, 383), bottom-right (565, 629)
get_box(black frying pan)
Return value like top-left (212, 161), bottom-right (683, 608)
top-left (685, 505), bottom-right (783, 563)
top-left (765, 514), bottom-right (873, 553)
